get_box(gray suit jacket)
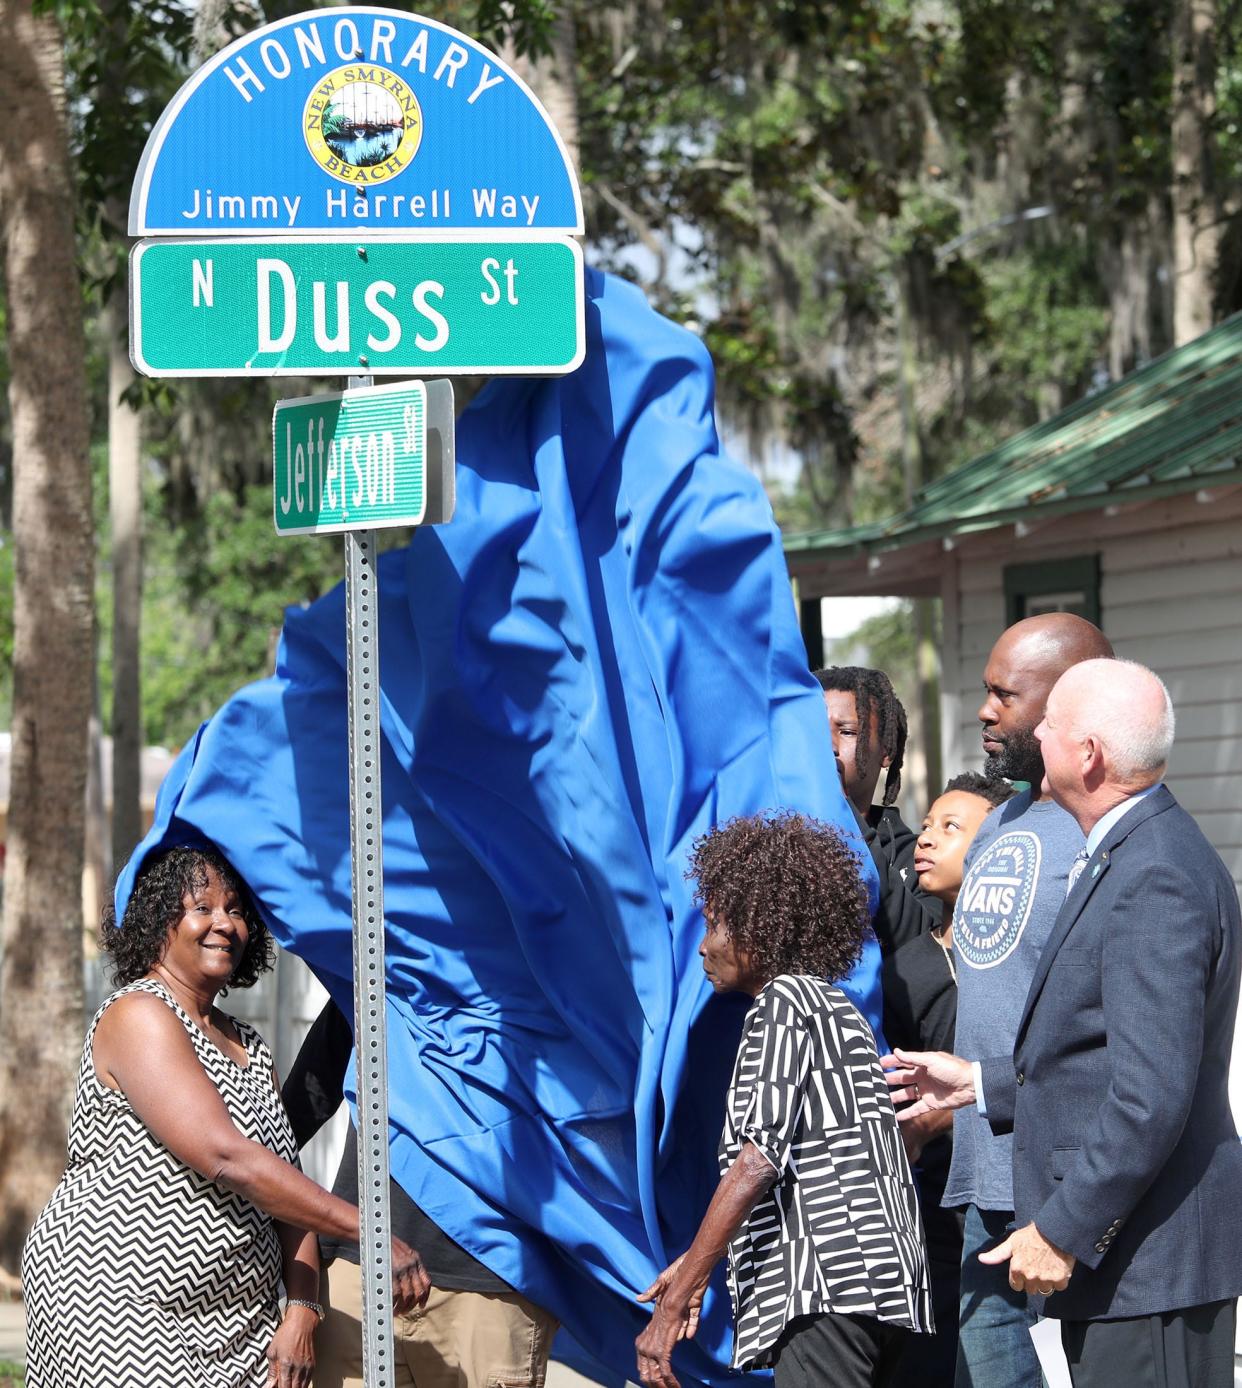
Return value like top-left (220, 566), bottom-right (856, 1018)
top-left (979, 785), bottom-right (1242, 1320)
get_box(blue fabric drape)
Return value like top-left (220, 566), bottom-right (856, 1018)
top-left (117, 269), bottom-right (881, 1386)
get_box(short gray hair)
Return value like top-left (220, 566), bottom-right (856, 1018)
top-left (1057, 658), bottom-right (1175, 784)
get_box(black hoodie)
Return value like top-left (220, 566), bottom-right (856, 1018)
top-left (859, 803), bottom-right (939, 955)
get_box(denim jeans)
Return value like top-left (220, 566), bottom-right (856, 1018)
top-left (955, 1204), bottom-right (1045, 1388)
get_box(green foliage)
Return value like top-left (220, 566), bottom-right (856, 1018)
top-left (0, 284), bottom-right (9, 531)
top-left (577, 0), bottom-right (1242, 533)
top-left (53, 0), bottom-right (197, 256)
top-left (321, 107), bottom-right (348, 141)
top-left (138, 484), bottom-right (343, 747)
top-left (982, 245), bottom-right (1111, 397)
top-left (467, 0), bottom-right (557, 56)
top-left (116, 477), bottom-right (421, 747)
top-left (827, 601), bottom-right (922, 684)
top-left (280, 0), bottom-right (558, 57)
top-left (580, 1), bottom-right (946, 523)
top-left (10, 0), bottom-right (1242, 743)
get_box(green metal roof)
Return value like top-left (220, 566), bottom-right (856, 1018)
top-left (784, 311), bottom-right (1242, 558)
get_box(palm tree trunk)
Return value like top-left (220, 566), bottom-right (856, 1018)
top-left (1171, 0), bottom-right (1222, 343)
top-left (0, 0), bottom-right (95, 1273)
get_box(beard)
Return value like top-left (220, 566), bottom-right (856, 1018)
top-left (984, 725), bottom-right (1045, 783)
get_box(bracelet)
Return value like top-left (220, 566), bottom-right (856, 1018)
top-left (285, 1297), bottom-right (326, 1323)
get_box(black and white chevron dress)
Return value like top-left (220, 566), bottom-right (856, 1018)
top-left (721, 974), bottom-right (933, 1370)
top-left (22, 979), bottom-right (299, 1388)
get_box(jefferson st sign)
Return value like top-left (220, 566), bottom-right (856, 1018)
top-left (274, 380), bottom-right (439, 534)
top-left (130, 236), bottom-right (583, 376)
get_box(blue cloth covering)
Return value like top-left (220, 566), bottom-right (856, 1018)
top-left (117, 268), bottom-right (881, 1387)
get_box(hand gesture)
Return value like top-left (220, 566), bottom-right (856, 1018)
top-left (265, 1307), bottom-right (316, 1388)
top-left (978, 1221), bottom-right (1076, 1297)
top-left (391, 1236), bottom-right (431, 1314)
top-left (636, 1255), bottom-right (705, 1341)
top-left (634, 1256), bottom-right (709, 1388)
top-left (881, 1048), bottom-right (976, 1121)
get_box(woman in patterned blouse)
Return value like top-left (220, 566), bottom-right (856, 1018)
top-left (634, 811), bottom-right (933, 1388)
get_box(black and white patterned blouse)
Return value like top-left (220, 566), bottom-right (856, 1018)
top-left (720, 973), bottom-right (933, 1369)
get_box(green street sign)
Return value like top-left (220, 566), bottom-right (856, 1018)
top-left (274, 380), bottom-right (459, 535)
top-left (131, 236), bottom-right (584, 377)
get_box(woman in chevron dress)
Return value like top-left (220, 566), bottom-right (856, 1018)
top-left (22, 845), bottom-right (430, 1388)
top-left (635, 812), bottom-right (932, 1388)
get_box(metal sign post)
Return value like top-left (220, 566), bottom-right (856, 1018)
top-left (342, 376), bottom-right (394, 1381)
top-left (336, 372), bottom-right (454, 1386)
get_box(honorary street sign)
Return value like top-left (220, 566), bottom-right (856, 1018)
top-left (129, 7), bottom-right (582, 236)
top-left (275, 380), bottom-right (436, 535)
top-left (130, 236), bottom-right (584, 376)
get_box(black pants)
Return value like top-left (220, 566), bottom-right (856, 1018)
top-left (1060, 1298), bottom-right (1237, 1388)
top-left (772, 1312), bottom-right (910, 1388)
top-left (889, 1204), bottom-right (964, 1388)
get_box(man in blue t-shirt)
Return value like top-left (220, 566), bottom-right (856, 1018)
top-left (943, 613), bottom-right (1113, 1388)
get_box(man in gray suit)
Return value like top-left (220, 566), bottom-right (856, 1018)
top-left (886, 658), bottom-right (1242, 1387)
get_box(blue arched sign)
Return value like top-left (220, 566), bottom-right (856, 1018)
top-left (129, 7), bottom-right (583, 237)
top-left (128, 7), bottom-right (585, 376)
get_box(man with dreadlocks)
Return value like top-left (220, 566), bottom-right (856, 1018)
top-left (815, 667), bottom-right (937, 955)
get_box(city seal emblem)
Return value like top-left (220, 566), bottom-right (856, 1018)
top-left (304, 64), bottom-right (423, 185)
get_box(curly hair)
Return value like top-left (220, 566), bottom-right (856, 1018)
top-left (813, 666), bottom-right (908, 806)
top-left (943, 770), bottom-right (1015, 810)
top-left (100, 845), bottom-right (273, 989)
top-left (687, 810), bottom-right (870, 984)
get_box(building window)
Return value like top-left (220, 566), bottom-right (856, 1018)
top-left (1003, 555), bottom-right (1100, 627)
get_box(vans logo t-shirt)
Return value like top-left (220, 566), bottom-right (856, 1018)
top-left (956, 831), bottom-right (1041, 969)
top-left (944, 792), bottom-right (1085, 1210)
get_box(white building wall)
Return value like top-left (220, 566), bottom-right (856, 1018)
top-left (943, 552), bottom-right (999, 788)
top-left (1101, 530), bottom-right (1242, 888)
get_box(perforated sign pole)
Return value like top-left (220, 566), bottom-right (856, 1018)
top-left (344, 375), bottom-right (395, 1388)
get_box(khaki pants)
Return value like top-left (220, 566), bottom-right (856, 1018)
top-left (315, 1256), bottom-right (558, 1388)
